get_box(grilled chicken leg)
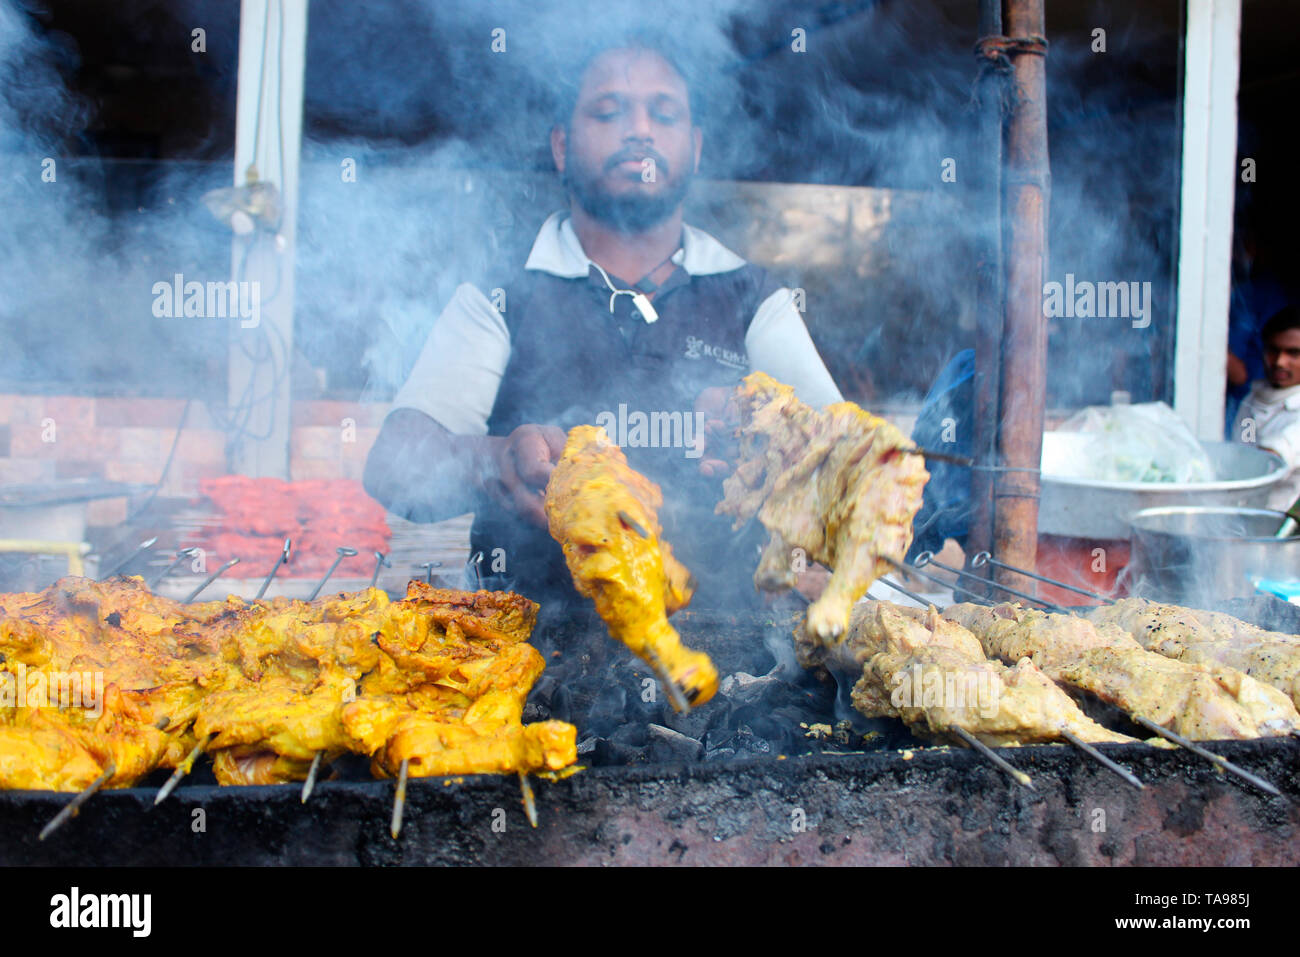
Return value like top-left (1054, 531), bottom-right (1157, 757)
top-left (545, 425), bottom-right (717, 709)
top-left (718, 373), bottom-right (929, 643)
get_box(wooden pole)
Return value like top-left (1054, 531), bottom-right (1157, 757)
top-left (993, 0), bottom-right (1049, 590)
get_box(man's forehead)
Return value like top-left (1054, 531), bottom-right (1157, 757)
top-left (577, 48), bottom-right (688, 102)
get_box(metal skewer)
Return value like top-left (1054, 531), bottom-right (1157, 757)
top-left (255, 538), bottom-right (291, 600)
top-left (100, 536), bottom-right (159, 579)
top-left (645, 646), bottom-right (691, 713)
top-left (1059, 728), bottom-right (1145, 790)
top-left (390, 758), bottom-right (409, 839)
top-left (881, 557), bottom-right (995, 607)
top-left (39, 762), bottom-right (116, 841)
top-left (616, 509), bottom-right (650, 538)
top-left (308, 546), bottom-right (357, 601)
top-left (146, 547), bottom-right (199, 590)
top-left (153, 733), bottom-right (214, 805)
top-left (369, 551), bottom-right (390, 589)
top-left (949, 726), bottom-right (1035, 790)
top-left (1273, 491), bottom-right (1300, 538)
top-left (970, 551), bottom-right (1114, 604)
top-left (908, 446), bottom-right (974, 468)
top-left (519, 772), bottom-right (537, 828)
top-left (913, 551), bottom-right (1069, 613)
top-left (301, 752), bottom-right (323, 804)
top-left (466, 552), bottom-right (484, 589)
top-left (879, 566), bottom-right (1143, 788)
top-left (873, 574), bottom-right (945, 608)
top-left (183, 557), bottom-right (240, 603)
top-left (419, 561), bottom-right (442, 585)
top-left (810, 575), bottom-right (1026, 784)
top-left (1130, 715), bottom-right (1282, 797)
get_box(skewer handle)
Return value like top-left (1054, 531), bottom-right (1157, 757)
top-left (101, 536), bottom-right (159, 580)
top-left (950, 726), bottom-right (1034, 790)
top-left (183, 557), bottom-right (240, 603)
top-left (308, 546), bottom-right (357, 601)
top-left (1131, 715), bottom-right (1282, 798)
top-left (1059, 729), bottom-right (1144, 790)
top-left (147, 547), bottom-right (198, 590)
top-left (369, 551), bottom-right (390, 589)
top-left (969, 551), bottom-right (1113, 603)
top-left (915, 552), bottom-right (1068, 613)
top-left (39, 763), bottom-right (117, 841)
top-left (390, 758), bottom-right (410, 839)
top-left (255, 538), bottom-right (292, 600)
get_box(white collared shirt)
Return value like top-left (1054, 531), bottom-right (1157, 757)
top-left (1234, 379), bottom-right (1300, 510)
top-left (391, 211), bottom-right (843, 435)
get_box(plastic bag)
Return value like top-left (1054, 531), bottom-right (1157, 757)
top-left (1052, 402), bottom-right (1215, 483)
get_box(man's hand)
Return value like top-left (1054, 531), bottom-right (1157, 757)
top-left (1227, 351), bottom-right (1249, 388)
top-left (487, 424), bottom-right (567, 527)
top-left (694, 386), bottom-right (740, 479)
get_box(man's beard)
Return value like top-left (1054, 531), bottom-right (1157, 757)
top-left (564, 155), bottom-right (692, 233)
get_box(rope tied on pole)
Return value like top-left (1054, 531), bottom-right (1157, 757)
top-left (974, 34), bottom-right (1049, 69)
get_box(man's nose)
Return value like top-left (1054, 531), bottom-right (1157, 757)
top-left (624, 104), bottom-right (654, 140)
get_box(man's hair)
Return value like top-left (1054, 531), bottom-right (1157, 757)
top-left (553, 32), bottom-right (702, 131)
top-left (1262, 304), bottom-right (1300, 343)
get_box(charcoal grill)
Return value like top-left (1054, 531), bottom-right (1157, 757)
top-left (2, 736), bottom-right (1296, 866)
top-left (4, 600), bottom-right (1299, 866)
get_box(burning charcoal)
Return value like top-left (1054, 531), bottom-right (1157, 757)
top-left (647, 724), bottom-right (704, 763)
top-left (597, 721), bottom-right (649, 765)
top-left (589, 683), bottom-right (629, 731)
top-left (718, 668), bottom-right (783, 706)
top-left (730, 723), bottom-right (773, 756)
top-left (528, 674), bottom-right (558, 709)
top-left (660, 698), bottom-right (715, 740)
top-left (548, 683), bottom-right (574, 724)
top-left (521, 701), bottom-right (549, 722)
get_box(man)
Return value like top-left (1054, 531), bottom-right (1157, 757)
top-left (365, 39), bottom-right (841, 603)
top-left (1234, 304), bottom-right (1300, 511)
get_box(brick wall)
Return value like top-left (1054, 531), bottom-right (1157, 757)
top-left (0, 395), bottom-right (387, 526)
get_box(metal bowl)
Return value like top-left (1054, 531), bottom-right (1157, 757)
top-left (1039, 434), bottom-right (1287, 539)
top-left (1126, 505), bottom-right (1300, 603)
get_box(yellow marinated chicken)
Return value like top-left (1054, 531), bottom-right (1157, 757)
top-left (944, 602), bottom-right (1300, 739)
top-left (367, 711), bottom-right (577, 779)
top-left (339, 684), bottom-right (574, 780)
top-left (193, 675), bottom-right (356, 785)
top-left (0, 693), bottom-right (172, 791)
top-left (0, 716), bottom-right (107, 791)
top-left (545, 425), bottom-right (717, 709)
top-left (0, 576), bottom-right (577, 791)
top-left (718, 372), bottom-right (929, 643)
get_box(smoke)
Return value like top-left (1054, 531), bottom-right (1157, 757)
top-left (1, 1), bottom-right (1184, 554)
top-left (2, 0), bottom-right (1185, 408)
top-left (0, 0), bottom-right (1201, 762)
top-left (0, 0), bottom-right (236, 396)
